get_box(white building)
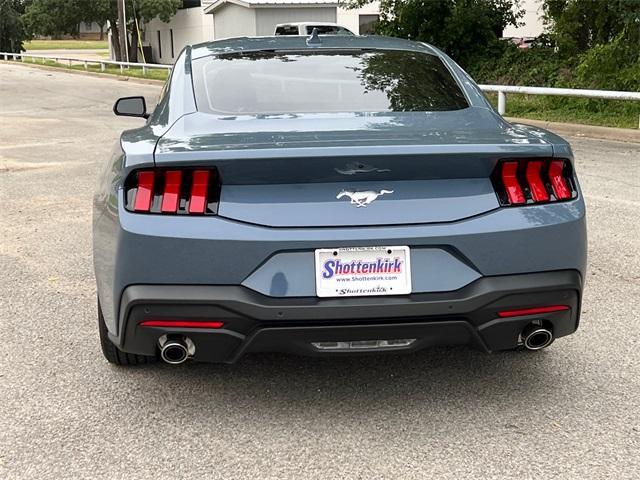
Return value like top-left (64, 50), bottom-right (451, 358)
top-left (503, 0), bottom-right (544, 38)
top-left (78, 21), bottom-right (106, 40)
top-left (144, 2), bottom-right (215, 64)
top-left (144, 0), bottom-right (380, 64)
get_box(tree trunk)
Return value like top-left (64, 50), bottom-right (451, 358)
top-left (129, 20), bottom-right (139, 63)
top-left (110, 22), bottom-right (121, 61)
top-left (117, 0), bottom-right (127, 62)
top-left (99, 24), bottom-right (104, 41)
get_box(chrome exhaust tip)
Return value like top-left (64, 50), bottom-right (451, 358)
top-left (158, 335), bottom-right (195, 364)
top-left (522, 325), bottom-right (554, 351)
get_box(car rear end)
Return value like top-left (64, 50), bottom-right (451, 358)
top-left (93, 36), bottom-right (586, 365)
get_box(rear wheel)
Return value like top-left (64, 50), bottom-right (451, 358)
top-left (98, 301), bottom-right (156, 366)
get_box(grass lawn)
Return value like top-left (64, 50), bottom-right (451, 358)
top-left (24, 39), bottom-right (109, 50)
top-left (74, 63), bottom-right (169, 81)
top-left (19, 57), bottom-right (169, 81)
top-left (487, 93), bottom-right (640, 129)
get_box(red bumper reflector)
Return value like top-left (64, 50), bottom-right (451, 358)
top-left (525, 161), bottom-right (549, 202)
top-left (140, 320), bottom-right (224, 329)
top-left (549, 160), bottom-right (571, 199)
top-left (501, 161), bottom-right (526, 204)
top-left (188, 170), bottom-right (210, 214)
top-left (134, 171), bottom-right (155, 212)
top-left (498, 305), bottom-right (570, 318)
top-left (161, 170), bottom-right (182, 213)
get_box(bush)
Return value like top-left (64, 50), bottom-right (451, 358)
top-left (469, 33), bottom-right (640, 129)
top-left (575, 35), bottom-right (640, 91)
top-left (470, 35), bottom-right (639, 93)
top-left (469, 44), bottom-right (577, 87)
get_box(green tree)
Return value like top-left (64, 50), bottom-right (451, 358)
top-left (23, 0), bottom-right (181, 61)
top-left (342, 0), bottom-right (524, 67)
top-left (0, 0), bottom-right (30, 53)
top-left (90, 0), bottom-right (181, 62)
top-left (23, 0), bottom-right (85, 37)
top-left (81, 0), bottom-right (110, 39)
top-left (542, 0), bottom-right (640, 58)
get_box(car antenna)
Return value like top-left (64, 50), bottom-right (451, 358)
top-left (306, 28), bottom-right (322, 46)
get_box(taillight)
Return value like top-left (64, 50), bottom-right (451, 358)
top-left (133, 170), bottom-right (155, 212)
top-left (492, 159), bottom-right (576, 206)
top-left (139, 320), bottom-right (225, 329)
top-left (498, 305), bottom-right (569, 318)
top-left (500, 161), bottom-right (526, 205)
top-left (188, 170), bottom-right (210, 214)
top-left (125, 168), bottom-right (220, 215)
top-left (160, 170), bottom-right (182, 213)
top-left (548, 160), bottom-right (572, 200)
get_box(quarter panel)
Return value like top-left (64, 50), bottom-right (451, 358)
top-left (93, 142), bottom-right (126, 332)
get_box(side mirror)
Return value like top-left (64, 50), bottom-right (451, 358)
top-left (113, 96), bottom-right (149, 118)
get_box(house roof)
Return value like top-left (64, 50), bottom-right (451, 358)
top-left (204, 0), bottom-right (339, 14)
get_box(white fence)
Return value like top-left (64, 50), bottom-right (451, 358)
top-left (480, 84), bottom-right (640, 121)
top-left (3, 52), bottom-right (640, 127)
top-left (0, 52), bottom-right (172, 76)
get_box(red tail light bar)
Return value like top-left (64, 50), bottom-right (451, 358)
top-left (133, 171), bottom-right (155, 212)
top-left (498, 305), bottom-right (570, 318)
top-left (500, 161), bottom-right (525, 205)
top-left (493, 159), bottom-right (576, 206)
top-left (160, 170), bottom-right (182, 213)
top-left (188, 170), bottom-right (210, 214)
top-left (140, 320), bottom-right (225, 329)
top-left (125, 168), bottom-right (220, 215)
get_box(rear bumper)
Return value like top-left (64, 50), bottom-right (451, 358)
top-left (94, 196), bottom-right (587, 336)
top-left (111, 270), bottom-right (583, 363)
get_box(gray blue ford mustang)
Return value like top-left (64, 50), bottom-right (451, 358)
top-left (93, 34), bottom-right (587, 365)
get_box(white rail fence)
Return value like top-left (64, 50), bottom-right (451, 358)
top-left (1, 52), bottom-right (172, 76)
top-left (481, 85), bottom-right (640, 127)
top-left (3, 52), bottom-right (640, 127)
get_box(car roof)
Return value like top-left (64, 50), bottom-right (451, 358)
top-left (275, 22), bottom-right (344, 27)
top-left (190, 35), bottom-right (439, 60)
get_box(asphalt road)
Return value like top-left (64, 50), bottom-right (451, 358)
top-left (1, 64), bottom-right (639, 480)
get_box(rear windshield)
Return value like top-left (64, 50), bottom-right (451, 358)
top-left (192, 50), bottom-right (469, 115)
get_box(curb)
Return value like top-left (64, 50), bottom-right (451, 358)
top-left (0, 59), bottom-right (166, 87)
top-left (506, 117), bottom-right (640, 144)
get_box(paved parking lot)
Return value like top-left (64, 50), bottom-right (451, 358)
top-left (1, 64), bottom-right (639, 479)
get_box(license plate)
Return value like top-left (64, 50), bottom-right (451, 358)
top-left (315, 246), bottom-right (412, 298)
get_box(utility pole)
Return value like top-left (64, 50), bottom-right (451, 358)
top-left (117, 0), bottom-right (127, 62)
top-left (123, 0), bottom-right (129, 63)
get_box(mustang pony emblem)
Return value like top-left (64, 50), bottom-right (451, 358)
top-left (336, 189), bottom-right (394, 207)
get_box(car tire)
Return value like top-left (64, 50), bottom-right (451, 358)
top-left (98, 300), bottom-right (156, 366)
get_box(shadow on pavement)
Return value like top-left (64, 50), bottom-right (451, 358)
top-left (121, 346), bottom-right (559, 418)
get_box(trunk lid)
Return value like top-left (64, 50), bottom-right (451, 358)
top-left (154, 108), bottom-right (552, 226)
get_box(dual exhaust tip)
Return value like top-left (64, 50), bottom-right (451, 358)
top-left (159, 335), bottom-right (195, 365)
top-left (522, 324), bottom-right (554, 351)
